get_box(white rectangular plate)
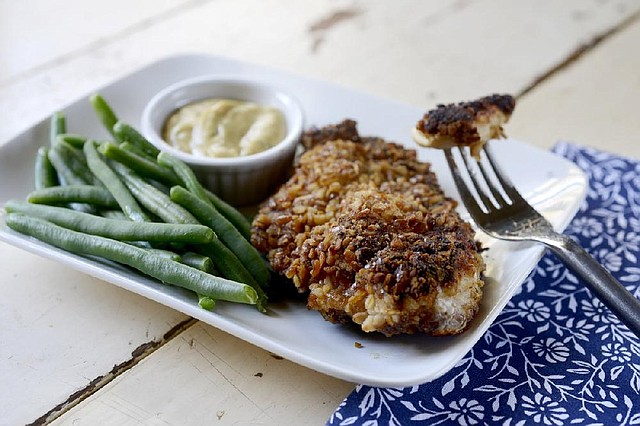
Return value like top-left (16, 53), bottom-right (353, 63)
top-left (0, 54), bottom-right (587, 387)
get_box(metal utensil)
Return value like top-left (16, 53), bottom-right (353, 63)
top-left (445, 143), bottom-right (640, 337)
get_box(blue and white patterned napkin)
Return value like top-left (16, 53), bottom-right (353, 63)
top-left (328, 142), bottom-right (640, 426)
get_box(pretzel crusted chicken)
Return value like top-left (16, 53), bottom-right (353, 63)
top-left (412, 94), bottom-right (515, 158)
top-left (251, 120), bottom-right (485, 336)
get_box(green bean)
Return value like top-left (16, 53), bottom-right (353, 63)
top-left (110, 162), bottom-right (197, 225)
top-left (205, 188), bottom-right (252, 241)
top-left (119, 141), bottom-right (156, 160)
top-left (50, 139), bottom-right (101, 186)
top-left (84, 140), bottom-right (150, 222)
top-left (90, 94), bottom-right (119, 139)
top-left (48, 143), bottom-right (89, 186)
top-left (50, 112), bottom-right (66, 146)
top-left (171, 185), bottom-right (270, 287)
top-left (198, 294), bottom-right (216, 311)
top-left (5, 200), bottom-right (215, 244)
top-left (196, 240), bottom-right (266, 311)
top-left (146, 179), bottom-right (171, 195)
top-left (181, 251), bottom-right (213, 273)
top-left (157, 151), bottom-right (252, 240)
top-left (34, 147), bottom-right (59, 190)
top-left (158, 152), bottom-right (269, 294)
top-left (113, 121), bottom-right (160, 158)
top-left (5, 213), bottom-right (257, 305)
top-left (100, 210), bottom-right (127, 220)
top-left (27, 185), bottom-right (118, 208)
top-left (109, 164), bottom-right (264, 308)
top-left (147, 247), bottom-right (181, 262)
top-left (56, 133), bottom-right (88, 149)
top-left (99, 142), bottom-right (179, 186)
top-left (199, 240), bottom-right (256, 284)
top-left (125, 239), bottom-right (153, 249)
top-left (47, 141), bottom-right (100, 214)
top-left (157, 152), bottom-right (209, 201)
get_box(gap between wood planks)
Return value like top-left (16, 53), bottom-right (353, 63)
top-left (516, 8), bottom-right (640, 99)
top-left (0, 0), bottom-right (210, 90)
top-left (28, 317), bottom-right (198, 426)
top-left (28, 8), bottom-right (640, 426)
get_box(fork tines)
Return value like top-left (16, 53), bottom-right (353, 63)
top-left (445, 143), bottom-right (522, 216)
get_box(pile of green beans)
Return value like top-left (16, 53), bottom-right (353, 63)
top-left (4, 94), bottom-right (270, 312)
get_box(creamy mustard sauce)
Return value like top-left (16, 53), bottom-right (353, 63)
top-left (163, 98), bottom-right (286, 158)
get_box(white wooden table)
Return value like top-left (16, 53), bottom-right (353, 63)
top-left (2, 1), bottom-right (639, 424)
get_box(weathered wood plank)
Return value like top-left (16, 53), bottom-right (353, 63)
top-left (509, 14), bottom-right (640, 158)
top-left (0, 0), bottom-right (193, 82)
top-left (2, 1), bottom-right (639, 144)
top-left (0, 242), bottom-right (190, 425)
top-left (51, 323), bottom-right (354, 425)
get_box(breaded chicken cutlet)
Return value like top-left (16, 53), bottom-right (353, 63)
top-left (412, 94), bottom-right (515, 158)
top-left (251, 120), bottom-right (485, 336)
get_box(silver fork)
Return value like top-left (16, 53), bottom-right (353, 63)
top-left (445, 143), bottom-right (640, 338)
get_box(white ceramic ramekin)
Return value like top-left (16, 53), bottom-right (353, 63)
top-left (141, 75), bottom-right (304, 206)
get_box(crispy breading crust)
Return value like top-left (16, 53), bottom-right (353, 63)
top-left (252, 121), bottom-right (485, 336)
top-left (413, 94), bottom-right (515, 158)
top-left (300, 119), bottom-right (360, 150)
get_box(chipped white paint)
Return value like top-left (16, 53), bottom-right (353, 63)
top-left (1, 0), bottom-right (640, 425)
top-left (510, 17), bottom-right (640, 159)
top-left (0, 242), bottom-right (189, 424)
top-left (53, 323), bottom-right (353, 425)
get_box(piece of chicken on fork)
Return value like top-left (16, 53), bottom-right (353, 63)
top-left (412, 94), bottom-right (515, 159)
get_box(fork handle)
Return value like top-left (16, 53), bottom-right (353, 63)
top-left (544, 235), bottom-right (640, 338)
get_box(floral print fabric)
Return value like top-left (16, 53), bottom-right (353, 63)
top-left (328, 142), bottom-right (640, 426)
